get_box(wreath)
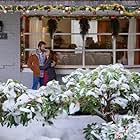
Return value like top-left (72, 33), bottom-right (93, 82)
top-left (47, 18), bottom-right (58, 39)
top-left (110, 18), bottom-right (120, 37)
top-left (79, 18), bottom-right (90, 40)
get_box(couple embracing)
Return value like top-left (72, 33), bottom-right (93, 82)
top-left (27, 41), bottom-right (57, 90)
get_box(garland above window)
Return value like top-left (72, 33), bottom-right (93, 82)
top-left (0, 4), bottom-right (140, 17)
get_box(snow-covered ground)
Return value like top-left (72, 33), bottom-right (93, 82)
top-left (0, 115), bottom-right (104, 140)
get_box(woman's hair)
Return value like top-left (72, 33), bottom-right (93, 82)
top-left (38, 41), bottom-right (46, 48)
top-left (49, 49), bottom-right (54, 59)
top-left (48, 49), bottom-right (58, 63)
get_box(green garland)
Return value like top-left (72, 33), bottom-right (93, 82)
top-left (0, 4), bottom-right (140, 17)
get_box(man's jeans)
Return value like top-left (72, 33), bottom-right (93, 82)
top-left (32, 75), bottom-right (44, 90)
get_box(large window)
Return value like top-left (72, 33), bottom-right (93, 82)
top-left (20, 16), bottom-right (140, 69)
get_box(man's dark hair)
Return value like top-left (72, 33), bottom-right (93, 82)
top-left (38, 41), bottom-right (46, 48)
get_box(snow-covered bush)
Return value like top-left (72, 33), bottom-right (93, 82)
top-left (0, 79), bottom-right (27, 126)
top-left (0, 80), bottom-right (72, 127)
top-left (84, 115), bottom-right (140, 140)
top-left (62, 64), bottom-right (140, 140)
top-left (0, 63), bottom-right (140, 140)
top-left (62, 64), bottom-right (140, 121)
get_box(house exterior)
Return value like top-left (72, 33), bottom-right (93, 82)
top-left (0, 0), bottom-right (140, 88)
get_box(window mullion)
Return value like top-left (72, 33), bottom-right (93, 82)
top-left (112, 36), bottom-right (116, 64)
top-left (82, 37), bottom-right (86, 68)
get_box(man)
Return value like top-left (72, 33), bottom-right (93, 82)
top-left (27, 41), bottom-right (46, 90)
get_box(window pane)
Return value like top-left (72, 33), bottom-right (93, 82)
top-left (54, 34), bottom-right (74, 49)
top-left (116, 19), bottom-right (129, 50)
top-left (134, 51), bottom-right (140, 65)
top-left (56, 51), bottom-right (82, 65)
top-left (86, 35), bottom-right (112, 49)
top-left (116, 51), bottom-right (128, 65)
top-left (85, 52), bottom-right (113, 65)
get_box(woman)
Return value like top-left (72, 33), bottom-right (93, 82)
top-left (40, 49), bottom-right (57, 86)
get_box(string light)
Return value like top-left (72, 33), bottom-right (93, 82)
top-left (26, 10), bottom-right (30, 13)
top-left (65, 7), bottom-right (69, 11)
top-left (86, 7), bottom-right (89, 11)
top-left (3, 10), bottom-right (7, 13)
top-left (136, 10), bottom-right (140, 14)
top-left (120, 11), bottom-right (124, 15)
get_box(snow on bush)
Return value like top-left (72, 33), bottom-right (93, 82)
top-left (62, 64), bottom-right (140, 121)
top-left (0, 80), bottom-right (72, 127)
top-left (84, 115), bottom-right (140, 140)
top-left (0, 64), bottom-right (140, 140)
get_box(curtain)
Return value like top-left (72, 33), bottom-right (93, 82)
top-left (98, 21), bottom-right (107, 43)
top-left (29, 17), bottom-right (43, 49)
top-left (42, 27), bottom-right (47, 42)
top-left (127, 18), bottom-right (136, 65)
top-left (71, 20), bottom-right (83, 47)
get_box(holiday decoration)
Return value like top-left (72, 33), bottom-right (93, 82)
top-left (47, 18), bottom-right (58, 39)
top-left (0, 4), bottom-right (139, 17)
top-left (110, 17), bottom-right (120, 36)
top-left (79, 18), bottom-right (90, 40)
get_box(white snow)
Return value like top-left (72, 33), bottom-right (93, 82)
top-left (0, 115), bottom-right (104, 140)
